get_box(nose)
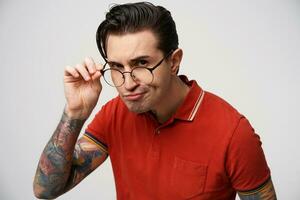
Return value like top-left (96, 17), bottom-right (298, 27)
top-left (123, 72), bottom-right (138, 90)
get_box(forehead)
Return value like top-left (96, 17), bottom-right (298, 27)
top-left (106, 30), bottom-right (161, 60)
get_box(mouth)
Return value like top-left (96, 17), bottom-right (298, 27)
top-left (123, 92), bottom-right (147, 101)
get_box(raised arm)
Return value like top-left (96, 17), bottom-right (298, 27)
top-left (33, 57), bottom-right (105, 199)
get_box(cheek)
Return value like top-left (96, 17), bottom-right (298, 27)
top-left (147, 75), bottom-right (172, 103)
top-left (153, 62), bottom-right (172, 80)
top-left (115, 85), bottom-right (125, 95)
top-left (151, 69), bottom-right (172, 90)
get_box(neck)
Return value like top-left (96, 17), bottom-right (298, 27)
top-left (151, 76), bottom-right (190, 123)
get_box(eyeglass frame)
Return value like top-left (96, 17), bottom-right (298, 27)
top-left (100, 49), bottom-right (175, 87)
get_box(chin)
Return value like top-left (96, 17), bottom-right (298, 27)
top-left (124, 101), bottom-right (151, 114)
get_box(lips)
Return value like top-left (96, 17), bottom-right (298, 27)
top-left (123, 92), bottom-right (147, 101)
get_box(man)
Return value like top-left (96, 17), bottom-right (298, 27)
top-left (33, 2), bottom-right (277, 199)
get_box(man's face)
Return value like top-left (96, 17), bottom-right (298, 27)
top-left (105, 30), bottom-right (173, 113)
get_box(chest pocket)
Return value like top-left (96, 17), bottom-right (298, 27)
top-left (171, 156), bottom-right (207, 199)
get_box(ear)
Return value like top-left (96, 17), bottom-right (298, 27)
top-left (168, 48), bottom-right (183, 75)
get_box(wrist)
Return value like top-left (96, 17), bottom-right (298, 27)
top-left (64, 105), bottom-right (90, 120)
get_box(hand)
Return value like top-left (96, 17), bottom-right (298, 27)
top-left (63, 57), bottom-right (103, 119)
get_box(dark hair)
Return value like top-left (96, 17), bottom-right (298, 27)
top-left (96, 2), bottom-right (178, 59)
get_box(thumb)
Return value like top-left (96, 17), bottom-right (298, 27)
top-left (96, 63), bottom-right (104, 71)
top-left (91, 70), bottom-right (101, 81)
top-left (92, 63), bottom-right (104, 80)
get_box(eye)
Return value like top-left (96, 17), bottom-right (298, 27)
top-left (108, 62), bottom-right (123, 69)
top-left (136, 59), bottom-right (148, 67)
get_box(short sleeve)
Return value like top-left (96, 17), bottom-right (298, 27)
top-left (226, 117), bottom-right (271, 191)
top-left (84, 101), bottom-right (113, 153)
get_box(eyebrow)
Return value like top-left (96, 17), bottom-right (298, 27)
top-left (106, 55), bottom-right (151, 65)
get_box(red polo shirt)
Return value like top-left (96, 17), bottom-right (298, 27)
top-left (84, 77), bottom-right (270, 199)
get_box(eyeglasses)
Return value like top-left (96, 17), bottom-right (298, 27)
top-left (101, 50), bottom-right (174, 87)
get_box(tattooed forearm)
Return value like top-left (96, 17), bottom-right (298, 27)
top-left (238, 178), bottom-right (277, 200)
top-left (65, 138), bottom-right (107, 191)
top-left (33, 111), bottom-right (85, 199)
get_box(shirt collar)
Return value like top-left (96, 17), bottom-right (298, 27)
top-left (173, 75), bottom-right (205, 121)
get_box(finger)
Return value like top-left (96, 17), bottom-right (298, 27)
top-left (95, 63), bottom-right (104, 71)
top-left (91, 70), bottom-right (101, 80)
top-left (84, 57), bottom-right (96, 74)
top-left (75, 64), bottom-right (91, 81)
top-left (64, 65), bottom-right (79, 78)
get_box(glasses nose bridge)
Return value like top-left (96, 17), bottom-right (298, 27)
top-left (122, 71), bottom-right (135, 79)
top-left (121, 70), bottom-right (138, 86)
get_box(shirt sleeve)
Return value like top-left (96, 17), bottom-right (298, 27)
top-left (84, 102), bottom-right (113, 154)
top-left (226, 117), bottom-right (271, 191)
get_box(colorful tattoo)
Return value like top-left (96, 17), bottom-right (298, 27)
top-left (33, 112), bottom-right (107, 198)
top-left (238, 178), bottom-right (277, 200)
top-left (65, 137), bottom-right (107, 190)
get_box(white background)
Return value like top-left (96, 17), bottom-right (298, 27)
top-left (1, 0), bottom-right (299, 199)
